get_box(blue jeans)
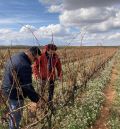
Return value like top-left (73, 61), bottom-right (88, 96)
top-left (8, 99), bottom-right (24, 129)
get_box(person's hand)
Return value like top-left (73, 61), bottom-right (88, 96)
top-left (37, 97), bottom-right (46, 109)
top-left (56, 76), bottom-right (62, 82)
top-left (28, 102), bottom-right (37, 112)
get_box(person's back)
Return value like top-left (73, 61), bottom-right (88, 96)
top-left (2, 52), bottom-right (33, 100)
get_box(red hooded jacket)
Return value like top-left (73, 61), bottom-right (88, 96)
top-left (33, 47), bottom-right (62, 81)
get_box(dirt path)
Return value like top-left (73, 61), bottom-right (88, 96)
top-left (91, 66), bottom-right (118, 129)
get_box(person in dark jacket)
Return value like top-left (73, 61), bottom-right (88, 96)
top-left (33, 44), bottom-right (62, 107)
top-left (2, 46), bottom-right (41, 129)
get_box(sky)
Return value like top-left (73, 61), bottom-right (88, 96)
top-left (0, 0), bottom-right (120, 46)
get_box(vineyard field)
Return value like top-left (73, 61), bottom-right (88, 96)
top-left (0, 46), bottom-right (120, 129)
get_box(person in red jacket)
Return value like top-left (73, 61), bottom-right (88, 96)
top-left (33, 44), bottom-right (62, 104)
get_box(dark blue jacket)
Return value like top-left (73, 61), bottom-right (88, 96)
top-left (2, 52), bottom-right (39, 102)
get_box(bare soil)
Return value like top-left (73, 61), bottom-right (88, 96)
top-left (91, 66), bottom-right (118, 129)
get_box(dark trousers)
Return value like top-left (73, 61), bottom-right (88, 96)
top-left (40, 79), bottom-right (54, 102)
top-left (8, 99), bottom-right (24, 129)
top-left (48, 80), bottom-right (54, 102)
